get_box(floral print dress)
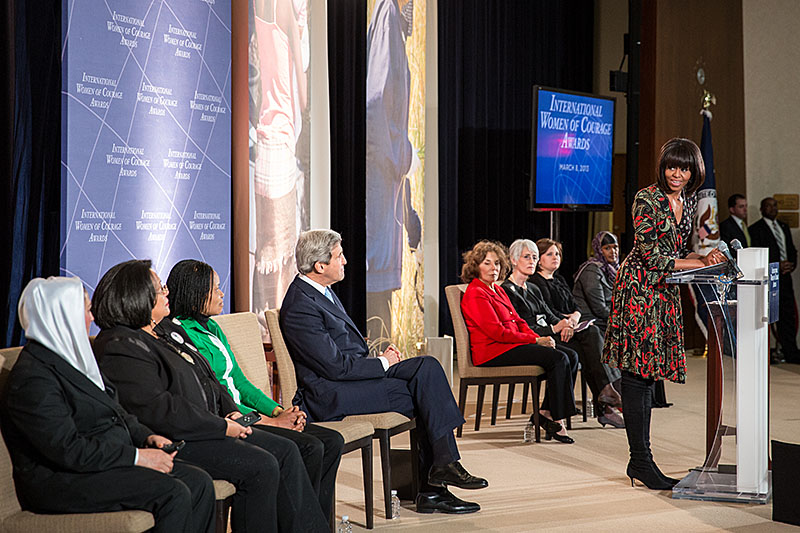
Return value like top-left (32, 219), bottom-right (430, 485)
top-left (602, 184), bottom-right (696, 383)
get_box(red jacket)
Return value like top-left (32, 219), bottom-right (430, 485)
top-left (460, 278), bottom-right (539, 366)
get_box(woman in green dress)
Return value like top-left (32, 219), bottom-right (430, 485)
top-left (165, 259), bottom-right (343, 519)
top-left (603, 138), bottom-right (726, 490)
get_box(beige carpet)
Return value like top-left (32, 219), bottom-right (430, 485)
top-left (331, 356), bottom-right (800, 532)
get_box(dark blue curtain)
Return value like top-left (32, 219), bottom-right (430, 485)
top-left (1, 0), bottom-right (61, 347)
top-left (327, 0), bottom-right (368, 331)
top-left (438, 1), bottom-right (595, 335)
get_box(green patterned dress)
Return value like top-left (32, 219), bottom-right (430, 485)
top-left (602, 184), bottom-right (696, 383)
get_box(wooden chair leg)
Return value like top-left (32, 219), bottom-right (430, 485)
top-left (474, 384), bottom-right (486, 431)
top-left (533, 378), bottom-right (541, 443)
top-left (215, 497), bottom-right (231, 533)
top-left (581, 369), bottom-right (588, 422)
top-left (490, 383), bottom-right (501, 425)
top-left (457, 381), bottom-right (468, 437)
top-left (521, 381), bottom-right (529, 414)
top-left (377, 430), bottom-right (393, 520)
top-left (505, 383), bottom-right (515, 419)
top-left (361, 441), bottom-right (374, 529)
top-left (409, 427), bottom-right (420, 496)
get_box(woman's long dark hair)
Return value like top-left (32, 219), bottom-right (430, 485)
top-left (166, 259), bottom-right (215, 320)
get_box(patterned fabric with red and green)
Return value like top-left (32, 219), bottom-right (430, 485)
top-left (602, 184), bottom-right (697, 383)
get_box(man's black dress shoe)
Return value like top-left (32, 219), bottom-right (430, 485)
top-left (428, 461), bottom-right (488, 490)
top-left (415, 489), bottom-right (480, 514)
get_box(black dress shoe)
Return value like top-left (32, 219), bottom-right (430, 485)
top-left (428, 462), bottom-right (488, 490)
top-left (415, 489), bottom-right (480, 514)
top-left (544, 428), bottom-right (575, 444)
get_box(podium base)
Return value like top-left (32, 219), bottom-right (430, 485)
top-left (672, 468), bottom-right (771, 504)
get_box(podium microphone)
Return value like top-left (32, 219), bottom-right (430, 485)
top-left (717, 241), bottom-right (743, 280)
top-left (730, 238), bottom-right (743, 252)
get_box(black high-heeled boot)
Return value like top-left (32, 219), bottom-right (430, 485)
top-left (640, 378), bottom-right (681, 487)
top-left (621, 372), bottom-right (673, 490)
top-left (626, 462), bottom-right (673, 489)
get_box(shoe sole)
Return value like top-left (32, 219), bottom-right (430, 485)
top-left (416, 505), bottom-right (480, 514)
top-left (427, 479), bottom-right (488, 490)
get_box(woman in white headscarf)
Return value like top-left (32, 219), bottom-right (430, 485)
top-left (0, 277), bottom-right (214, 533)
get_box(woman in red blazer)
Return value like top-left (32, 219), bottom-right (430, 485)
top-left (460, 241), bottom-right (578, 443)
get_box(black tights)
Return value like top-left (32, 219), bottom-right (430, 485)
top-left (479, 343), bottom-right (577, 420)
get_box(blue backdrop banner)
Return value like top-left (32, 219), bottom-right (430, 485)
top-left (61, 0), bottom-right (231, 306)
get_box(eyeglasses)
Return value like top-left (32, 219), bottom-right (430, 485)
top-left (156, 284), bottom-right (169, 295)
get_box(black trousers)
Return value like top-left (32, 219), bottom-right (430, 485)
top-left (179, 430), bottom-right (328, 532)
top-left (479, 343), bottom-right (577, 421)
top-left (385, 356), bottom-right (466, 492)
top-left (563, 324), bottom-right (611, 399)
top-left (23, 462), bottom-right (215, 533)
top-left (254, 422), bottom-right (344, 519)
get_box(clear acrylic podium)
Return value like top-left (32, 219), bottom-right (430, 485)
top-left (665, 247), bottom-right (772, 504)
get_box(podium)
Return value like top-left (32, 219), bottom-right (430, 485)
top-left (666, 248), bottom-right (772, 504)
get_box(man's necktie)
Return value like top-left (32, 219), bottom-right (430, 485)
top-left (740, 220), bottom-right (751, 247)
top-left (769, 220), bottom-right (787, 261)
top-left (324, 286), bottom-right (336, 304)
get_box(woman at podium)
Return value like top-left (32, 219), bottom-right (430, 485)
top-left (602, 138), bottom-right (726, 490)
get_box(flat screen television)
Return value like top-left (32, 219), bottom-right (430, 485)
top-left (530, 86), bottom-right (616, 211)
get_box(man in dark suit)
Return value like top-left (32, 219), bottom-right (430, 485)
top-left (749, 197), bottom-right (800, 363)
top-left (719, 193), bottom-right (751, 248)
top-left (280, 229), bottom-right (488, 514)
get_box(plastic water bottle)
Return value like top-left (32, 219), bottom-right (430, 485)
top-left (523, 421), bottom-right (534, 443)
top-left (336, 515), bottom-right (352, 533)
top-left (391, 489), bottom-right (400, 519)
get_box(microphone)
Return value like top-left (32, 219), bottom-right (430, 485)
top-left (717, 241), bottom-right (743, 280)
top-left (730, 238), bottom-right (743, 252)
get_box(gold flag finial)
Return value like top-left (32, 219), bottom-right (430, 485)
top-left (702, 90), bottom-right (716, 110)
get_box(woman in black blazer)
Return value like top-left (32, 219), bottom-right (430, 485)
top-left (527, 238), bottom-right (624, 425)
top-left (92, 260), bottom-right (327, 533)
top-left (0, 276), bottom-right (214, 533)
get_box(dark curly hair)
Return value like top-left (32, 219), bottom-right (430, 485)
top-left (460, 241), bottom-right (509, 283)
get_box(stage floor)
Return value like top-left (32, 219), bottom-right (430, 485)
top-left (331, 356), bottom-right (800, 532)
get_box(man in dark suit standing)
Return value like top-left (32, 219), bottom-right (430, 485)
top-left (280, 229), bottom-right (487, 514)
top-left (719, 193), bottom-right (751, 248)
top-left (749, 197), bottom-right (800, 363)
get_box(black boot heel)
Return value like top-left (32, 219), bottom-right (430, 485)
top-left (626, 463), bottom-right (673, 490)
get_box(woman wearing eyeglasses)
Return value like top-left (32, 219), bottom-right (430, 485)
top-left (165, 259), bottom-right (344, 520)
top-left (92, 260), bottom-right (327, 532)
